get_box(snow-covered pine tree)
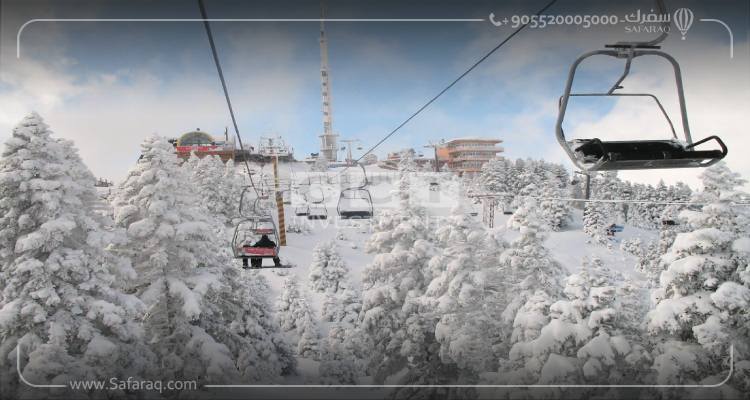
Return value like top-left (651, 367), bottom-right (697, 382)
top-left (0, 113), bottom-right (152, 398)
top-left (319, 323), bottom-right (360, 384)
top-left (498, 214), bottom-right (566, 356)
top-left (498, 258), bottom-right (649, 397)
top-left (357, 151), bottom-right (435, 384)
top-left (583, 172), bottom-right (619, 245)
top-left (507, 195), bottom-right (544, 232)
top-left (222, 159), bottom-right (245, 221)
top-left (620, 237), bottom-right (644, 259)
top-left (188, 155), bottom-right (229, 224)
top-left (276, 275), bottom-right (314, 334)
top-left (308, 241), bottom-right (349, 293)
top-left (421, 204), bottom-right (508, 384)
top-left (111, 135), bottom-right (240, 386)
top-left (496, 290), bottom-right (554, 386)
top-left (221, 269), bottom-right (297, 381)
top-left (647, 162), bottom-right (749, 395)
top-left (321, 283), bottom-right (361, 324)
top-left (478, 157), bottom-right (511, 195)
top-left (538, 174), bottom-right (571, 231)
top-left (296, 313), bottom-right (321, 360)
top-left (572, 259), bottom-right (651, 390)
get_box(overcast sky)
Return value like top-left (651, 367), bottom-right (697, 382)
top-left (1, 0), bottom-right (748, 189)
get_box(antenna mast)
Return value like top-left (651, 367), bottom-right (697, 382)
top-left (318, 1), bottom-right (338, 162)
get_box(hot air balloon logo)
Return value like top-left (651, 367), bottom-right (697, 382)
top-left (673, 8), bottom-right (694, 40)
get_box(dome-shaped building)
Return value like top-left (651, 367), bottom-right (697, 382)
top-left (177, 130), bottom-right (215, 146)
top-left (173, 129), bottom-right (235, 162)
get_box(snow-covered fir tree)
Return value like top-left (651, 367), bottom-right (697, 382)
top-left (583, 172), bottom-right (619, 245)
top-left (478, 157), bottom-right (511, 194)
top-left (0, 113), bottom-right (152, 398)
top-left (495, 290), bottom-right (554, 388)
top-left (620, 237), bottom-right (645, 259)
top-left (222, 159), bottom-right (245, 220)
top-left (187, 155), bottom-right (227, 222)
top-left (321, 283), bottom-right (361, 324)
top-left (499, 215), bottom-right (566, 330)
top-left (296, 313), bottom-right (321, 360)
top-left (223, 270), bottom-right (297, 381)
top-left (319, 323), bottom-right (360, 384)
top-left (538, 174), bottom-right (571, 231)
top-left (507, 197), bottom-right (542, 232)
top-left (111, 135), bottom-right (243, 386)
top-left (308, 240), bottom-right (349, 293)
top-left (276, 275), bottom-right (314, 334)
top-left (496, 258), bottom-right (650, 398)
top-left (420, 204), bottom-right (508, 385)
top-left (647, 162), bottom-right (749, 396)
top-left (357, 151), bottom-right (435, 385)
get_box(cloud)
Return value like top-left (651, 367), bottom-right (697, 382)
top-left (0, 19), bottom-right (315, 181)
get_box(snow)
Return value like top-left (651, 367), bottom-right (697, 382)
top-left (3, 113), bottom-right (747, 396)
top-left (711, 281), bottom-right (750, 311)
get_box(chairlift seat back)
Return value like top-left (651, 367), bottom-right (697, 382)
top-left (240, 246), bottom-right (277, 257)
top-left (339, 210), bottom-right (372, 219)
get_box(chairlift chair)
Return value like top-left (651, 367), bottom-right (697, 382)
top-left (292, 191), bottom-right (309, 216)
top-left (307, 203), bottom-right (328, 220)
top-left (555, 3), bottom-right (727, 173)
top-left (232, 217), bottom-right (288, 268)
top-left (337, 164), bottom-right (374, 219)
top-left (307, 186), bottom-right (328, 220)
top-left (239, 186), bottom-right (267, 217)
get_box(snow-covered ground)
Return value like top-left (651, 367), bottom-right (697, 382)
top-left (241, 162), bottom-right (658, 387)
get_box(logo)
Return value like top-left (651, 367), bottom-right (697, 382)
top-left (673, 8), bottom-right (694, 40)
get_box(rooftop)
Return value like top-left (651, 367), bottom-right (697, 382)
top-left (444, 137), bottom-right (503, 144)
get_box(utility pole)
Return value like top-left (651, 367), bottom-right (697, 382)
top-left (273, 152), bottom-right (287, 246)
top-left (572, 170), bottom-right (591, 200)
top-left (262, 136), bottom-right (288, 246)
top-left (467, 193), bottom-right (507, 228)
top-left (340, 139), bottom-right (362, 166)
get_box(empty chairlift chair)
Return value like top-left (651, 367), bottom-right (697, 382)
top-left (239, 186), bottom-right (267, 218)
top-left (555, 10), bottom-right (727, 173)
top-left (307, 187), bottom-right (328, 220)
top-left (337, 164), bottom-right (374, 219)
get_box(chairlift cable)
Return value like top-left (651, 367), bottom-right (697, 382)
top-left (197, 0), bottom-right (260, 197)
top-left (337, 0), bottom-right (559, 176)
top-left (468, 193), bottom-right (750, 207)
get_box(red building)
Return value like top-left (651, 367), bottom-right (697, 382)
top-left (172, 129), bottom-right (235, 162)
